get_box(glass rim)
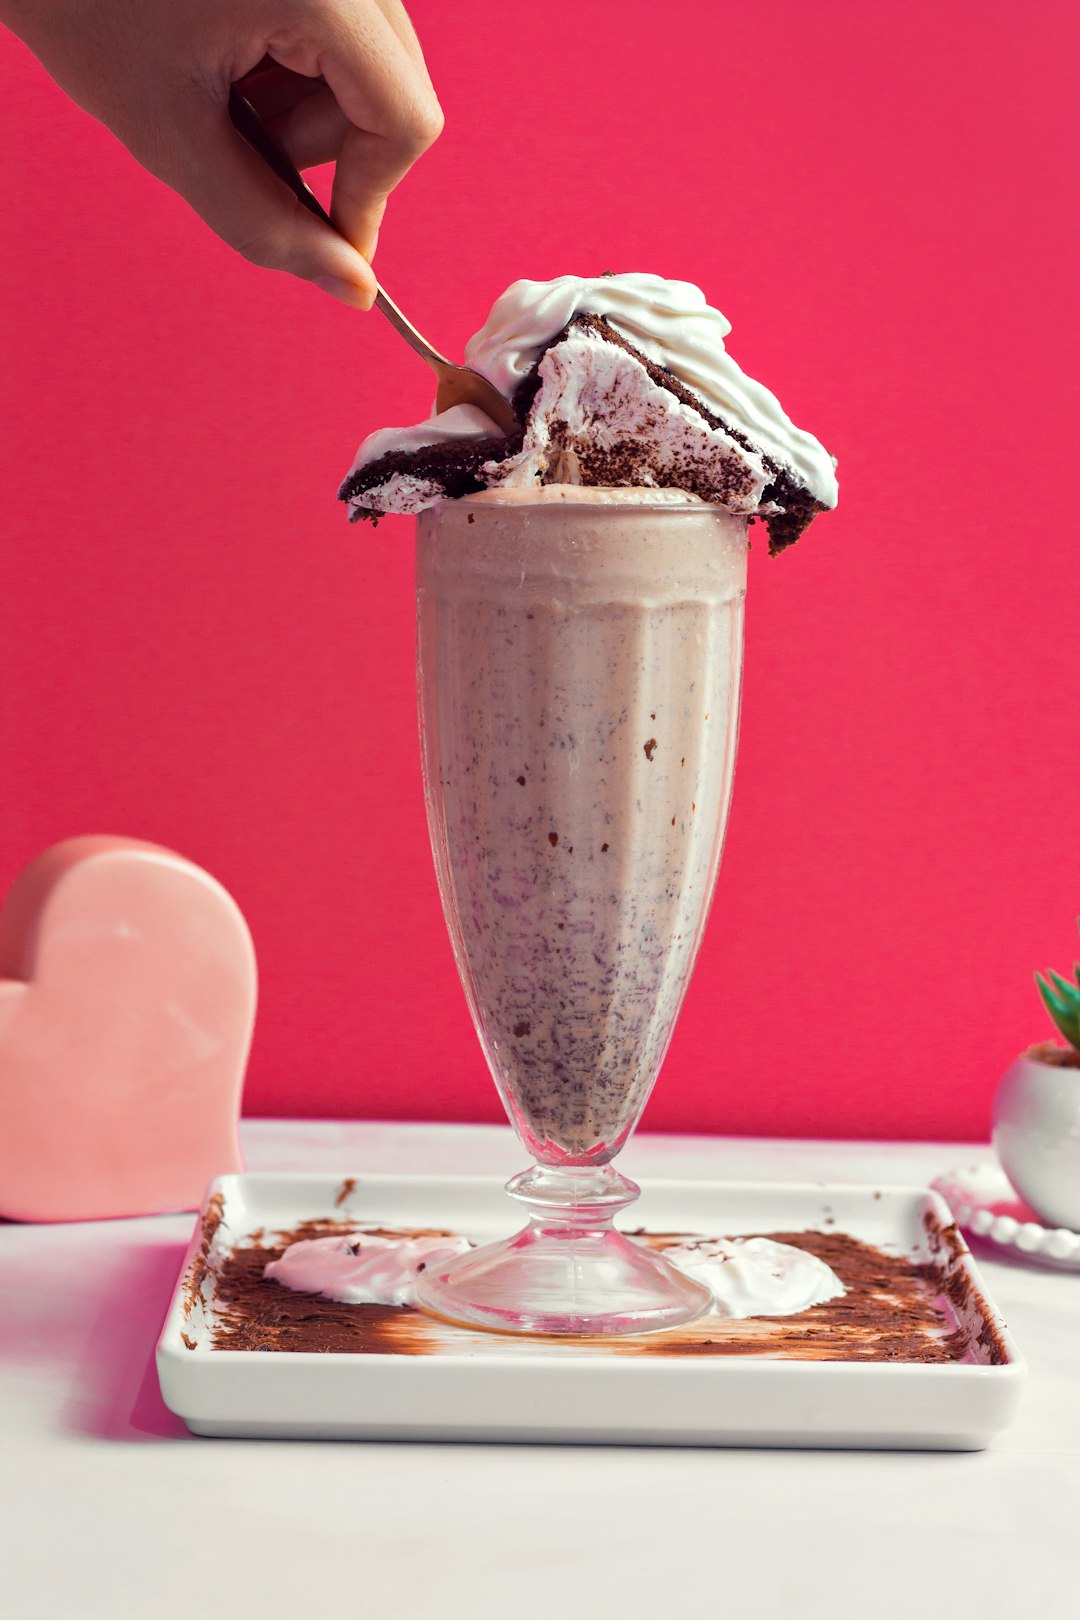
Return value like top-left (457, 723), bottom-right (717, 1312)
top-left (444, 492), bottom-right (746, 517)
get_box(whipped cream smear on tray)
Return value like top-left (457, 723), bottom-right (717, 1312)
top-left (328, 273), bottom-right (840, 1327)
top-left (266, 1228), bottom-right (845, 1319)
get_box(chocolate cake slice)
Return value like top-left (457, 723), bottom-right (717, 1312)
top-left (338, 430), bottom-right (515, 519)
top-left (538, 314), bottom-right (829, 554)
top-left (339, 314), bottom-right (830, 554)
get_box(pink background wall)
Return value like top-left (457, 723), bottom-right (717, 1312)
top-left (2, 1), bottom-right (1077, 1141)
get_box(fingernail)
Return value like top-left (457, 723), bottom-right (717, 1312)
top-left (365, 229), bottom-right (380, 263)
top-left (314, 275), bottom-right (375, 311)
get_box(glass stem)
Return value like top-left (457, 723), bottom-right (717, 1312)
top-left (505, 1164), bottom-right (640, 1236)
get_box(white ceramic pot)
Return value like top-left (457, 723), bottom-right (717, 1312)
top-left (992, 1049), bottom-right (1080, 1230)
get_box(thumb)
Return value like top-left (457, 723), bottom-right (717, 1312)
top-left (164, 93), bottom-right (378, 307)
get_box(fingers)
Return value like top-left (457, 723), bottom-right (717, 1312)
top-left (165, 90), bottom-right (378, 306)
top-left (236, 62), bottom-right (324, 124)
top-left (241, 70), bottom-right (351, 171)
top-left (372, 0), bottom-right (430, 71)
top-left (267, 3), bottom-right (443, 260)
top-left (271, 85), bottom-right (350, 171)
top-left (233, 66), bottom-right (348, 172)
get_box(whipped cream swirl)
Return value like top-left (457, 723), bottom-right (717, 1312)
top-left (344, 272), bottom-right (837, 511)
top-left (466, 274), bottom-right (837, 507)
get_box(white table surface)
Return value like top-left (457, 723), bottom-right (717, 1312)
top-left (2, 1120), bottom-right (1077, 1619)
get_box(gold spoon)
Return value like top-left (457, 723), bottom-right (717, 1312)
top-left (229, 89), bottom-right (519, 436)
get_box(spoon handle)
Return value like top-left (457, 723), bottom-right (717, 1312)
top-left (227, 90), bottom-right (451, 369)
top-left (372, 288), bottom-right (452, 370)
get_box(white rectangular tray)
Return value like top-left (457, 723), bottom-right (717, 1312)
top-left (157, 1172), bottom-right (1025, 1450)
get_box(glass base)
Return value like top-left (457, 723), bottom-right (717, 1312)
top-left (413, 1164), bottom-right (713, 1337)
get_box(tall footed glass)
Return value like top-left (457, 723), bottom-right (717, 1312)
top-left (414, 488), bottom-right (747, 1335)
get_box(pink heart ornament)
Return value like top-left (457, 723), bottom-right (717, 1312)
top-left (0, 836), bottom-right (255, 1221)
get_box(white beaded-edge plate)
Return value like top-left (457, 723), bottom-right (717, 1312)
top-left (932, 1163), bottom-right (1080, 1270)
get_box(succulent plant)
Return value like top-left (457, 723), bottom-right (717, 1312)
top-left (1035, 920), bottom-right (1080, 1052)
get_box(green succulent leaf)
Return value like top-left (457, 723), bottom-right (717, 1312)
top-left (1036, 970), bottom-right (1080, 1050)
top-left (1047, 969), bottom-right (1080, 1013)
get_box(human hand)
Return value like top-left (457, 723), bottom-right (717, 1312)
top-left (3, 0), bottom-right (443, 306)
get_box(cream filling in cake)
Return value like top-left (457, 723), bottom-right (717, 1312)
top-left (483, 329), bottom-right (772, 510)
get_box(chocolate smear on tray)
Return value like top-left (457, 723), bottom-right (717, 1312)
top-left (203, 1210), bottom-right (1003, 1364)
top-left (182, 1190), bottom-right (225, 1325)
top-left (920, 1209), bottom-right (1009, 1365)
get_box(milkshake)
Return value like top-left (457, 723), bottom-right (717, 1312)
top-left (418, 486), bottom-right (746, 1166)
top-left (339, 272), bottom-right (837, 1334)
